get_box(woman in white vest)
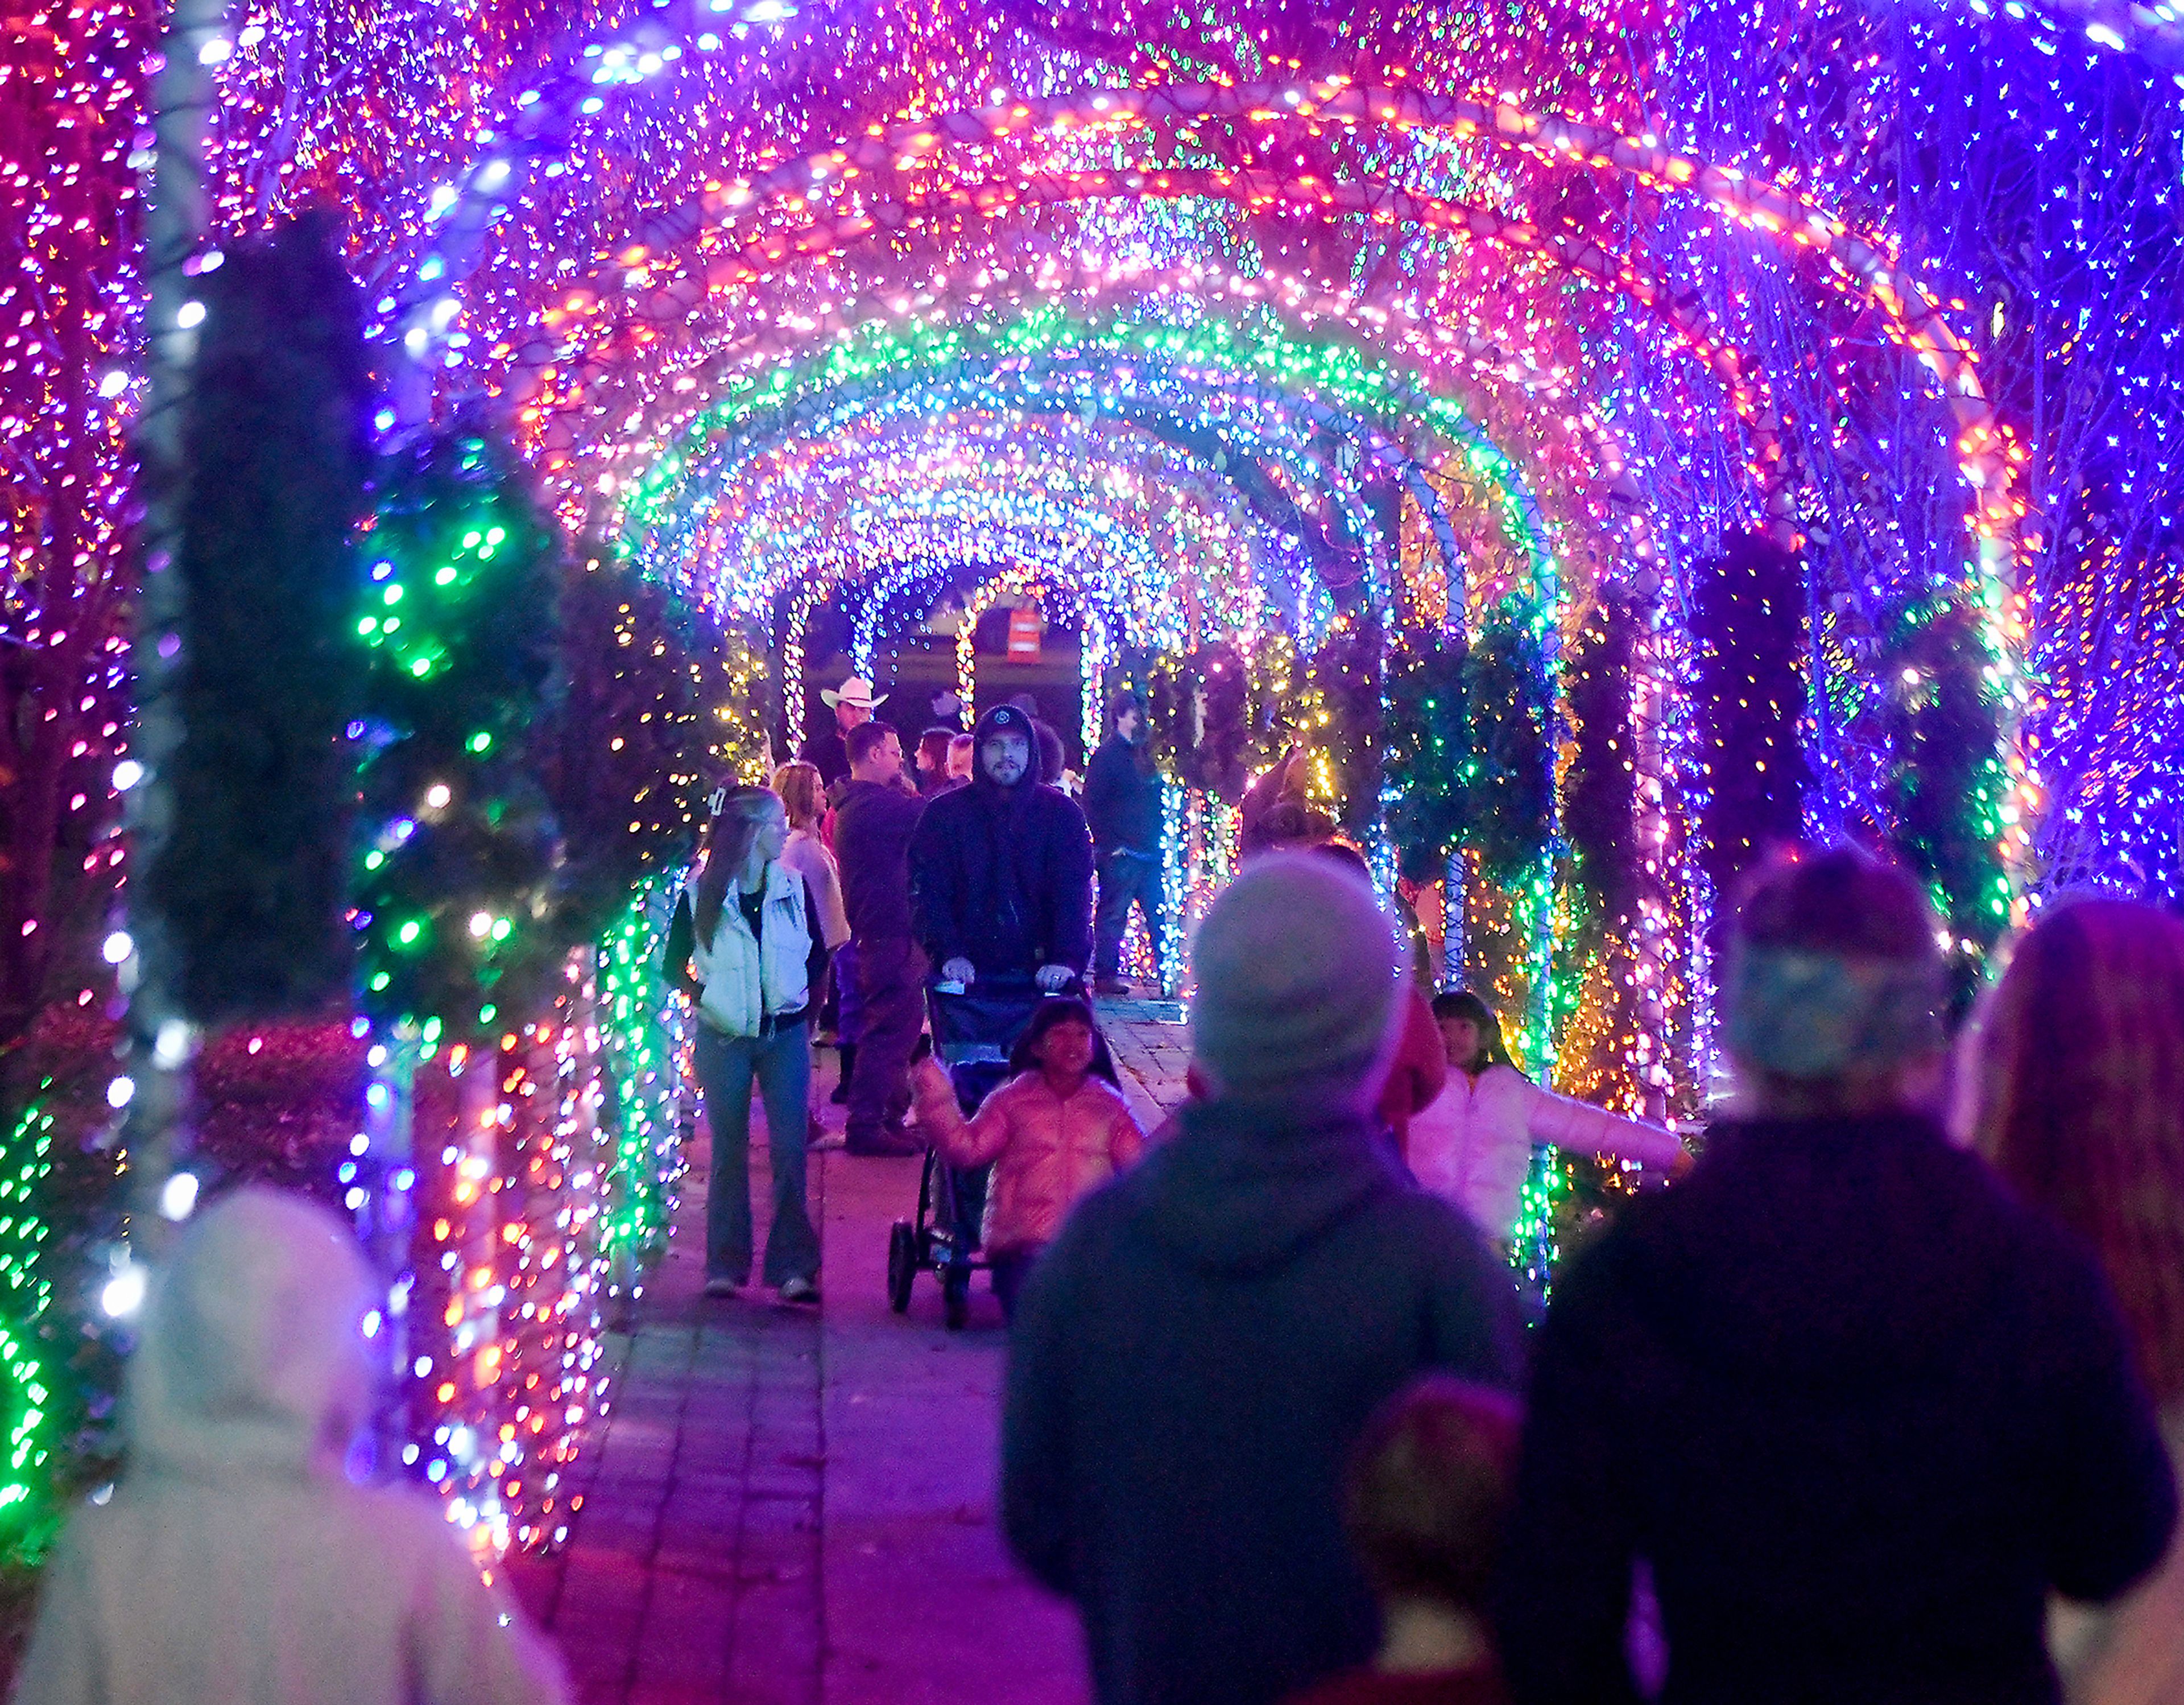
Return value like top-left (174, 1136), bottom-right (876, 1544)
top-left (1407, 989), bottom-right (1688, 1246)
top-left (667, 785), bottom-right (829, 1302)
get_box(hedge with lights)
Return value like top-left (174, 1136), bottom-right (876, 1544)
top-left (140, 215), bottom-right (373, 1022)
top-left (595, 872), bottom-right (692, 1270)
top-left (551, 559), bottom-right (709, 931)
top-left (0, 1072), bottom-right (123, 1575)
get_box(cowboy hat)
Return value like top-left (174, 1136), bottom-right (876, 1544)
top-left (821, 675), bottom-right (887, 710)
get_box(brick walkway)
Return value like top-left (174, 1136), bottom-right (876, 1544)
top-left (511, 1001), bottom-right (1187, 1705)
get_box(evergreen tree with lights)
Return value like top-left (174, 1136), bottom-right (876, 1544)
top-left (351, 424), bottom-right (563, 1042)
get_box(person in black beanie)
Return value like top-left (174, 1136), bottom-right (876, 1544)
top-left (908, 702), bottom-right (1094, 993)
top-left (1496, 844), bottom-right (2178, 1705)
top-left (1002, 853), bottom-right (1522, 1705)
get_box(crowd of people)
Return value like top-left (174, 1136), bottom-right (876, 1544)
top-left (14, 676), bottom-right (2184, 1705)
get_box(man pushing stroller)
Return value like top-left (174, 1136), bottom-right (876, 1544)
top-left (908, 702), bottom-right (1095, 1000)
top-left (907, 703), bottom-right (1098, 1277)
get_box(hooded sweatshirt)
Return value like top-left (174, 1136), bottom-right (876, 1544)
top-left (908, 703), bottom-right (1095, 977)
top-left (1001, 1095), bottom-right (1524, 1705)
top-left (13, 1188), bottom-right (568, 1705)
top-left (1496, 1113), bottom-right (2178, 1705)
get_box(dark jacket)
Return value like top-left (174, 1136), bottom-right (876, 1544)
top-left (1003, 1096), bottom-right (1524, 1705)
top-left (908, 708), bottom-right (1095, 976)
top-left (833, 778), bottom-right (923, 942)
top-left (1497, 1112), bottom-right (2178, 1705)
top-left (805, 726), bottom-right (851, 787)
top-left (1083, 733), bottom-right (1163, 855)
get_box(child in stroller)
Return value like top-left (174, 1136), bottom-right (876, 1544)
top-left (911, 996), bottom-right (1146, 1320)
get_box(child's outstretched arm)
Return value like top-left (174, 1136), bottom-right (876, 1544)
top-left (1521, 1079), bottom-right (1686, 1173)
top-left (909, 1055), bottom-right (1014, 1167)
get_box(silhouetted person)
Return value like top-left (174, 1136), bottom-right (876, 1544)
top-left (1288, 1378), bottom-right (1523, 1705)
top-left (914, 726), bottom-right (957, 795)
top-left (1003, 854), bottom-right (1521, 1705)
top-left (1497, 845), bottom-right (2177, 1705)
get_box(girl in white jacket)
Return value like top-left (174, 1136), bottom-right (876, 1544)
top-left (666, 785), bottom-right (829, 1302)
top-left (1407, 990), bottom-right (1687, 1244)
top-left (13, 1187), bottom-right (568, 1705)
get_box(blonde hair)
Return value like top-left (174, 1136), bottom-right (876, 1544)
top-left (1972, 898), bottom-right (2184, 1403)
top-left (694, 786), bottom-right (782, 943)
top-left (773, 761), bottom-right (825, 830)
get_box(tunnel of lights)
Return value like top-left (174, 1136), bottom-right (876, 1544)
top-left (9, 0), bottom-right (2184, 1565)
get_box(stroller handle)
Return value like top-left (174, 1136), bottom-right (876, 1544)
top-left (928, 967), bottom-right (1086, 998)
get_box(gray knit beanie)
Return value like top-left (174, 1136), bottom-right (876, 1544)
top-left (1190, 852), bottom-right (1405, 1103)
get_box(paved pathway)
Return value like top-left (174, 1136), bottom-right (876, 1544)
top-left (511, 1000), bottom-right (1188, 1705)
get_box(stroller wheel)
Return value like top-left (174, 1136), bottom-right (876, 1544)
top-left (886, 1221), bottom-right (916, 1315)
top-left (942, 1263), bottom-right (971, 1331)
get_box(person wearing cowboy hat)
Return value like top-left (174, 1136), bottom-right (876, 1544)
top-left (807, 674), bottom-right (888, 788)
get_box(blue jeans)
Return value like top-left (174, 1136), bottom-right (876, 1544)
top-left (1094, 848), bottom-right (1165, 982)
top-left (694, 1023), bottom-right (820, 1286)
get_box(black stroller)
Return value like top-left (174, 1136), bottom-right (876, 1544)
top-left (886, 973), bottom-right (1070, 1330)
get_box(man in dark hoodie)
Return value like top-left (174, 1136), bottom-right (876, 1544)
top-left (908, 701), bottom-right (1095, 994)
top-left (1083, 691), bottom-right (1166, 995)
top-left (1001, 853), bottom-right (1524, 1705)
top-left (1497, 845), bottom-right (2178, 1705)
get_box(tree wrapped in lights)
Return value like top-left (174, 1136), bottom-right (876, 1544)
top-left (1307, 612), bottom-right (1386, 840)
top-left (1556, 592), bottom-right (1647, 1113)
top-left (1383, 632), bottom-right (1467, 882)
top-left (551, 558), bottom-right (707, 931)
top-left (1453, 602), bottom-right (1553, 888)
top-left (1874, 597), bottom-right (2010, 1008)
top-left (1666, 0), bottom-right (2184, 903)
top-left (0, 1100), bottom-right (61, 1565)
top-left (701, 624), bottom-right (772, 786)
top-left (595, 873), bottom-right (691, 1277)
top-left (1243, 629), bottom-right (1315, 776)
top-left (1146, 643), bottom-right (1251, 802)
top-left (1564, 595), bottom-right (1640, 932)
top-left (352, 426), bottom-right (563, 1038)
top-left (0, 0), bottom-right (140, 1067)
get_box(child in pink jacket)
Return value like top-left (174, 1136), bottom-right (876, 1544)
top-left (911, 997), bottom-right (1146, 1318)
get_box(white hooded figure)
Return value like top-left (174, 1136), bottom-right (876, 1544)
top-left (12, 1187), bottom-right (568, 1705)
